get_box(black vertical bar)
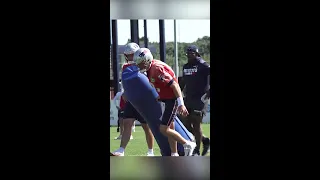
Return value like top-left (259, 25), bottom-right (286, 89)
top-left (159, 20), bottom-right (166, 62)
top-left (110, 20), bottom-right (112, 90)
top-left (111, 20), bottom-right (119, 95)
top-left (130, 20), bottom-right (139, 45)
top-left (110, 20), bottom-right (112, 46)
top-left (144, 20), bottom-right (148, 48)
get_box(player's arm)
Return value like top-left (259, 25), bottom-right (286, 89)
top-left (170, 81), bottom-right (189, 116)
top-left (121, 90), bottom-right (128, 102)
top-left (120, 67), bottom-right (129, 102)
top-left (170, 81), bottom-right (184, 105)
top-left (157, 68), bottom-right (188, 115)
top-left (180, 65), bottom-right (187, 97)
top-left (179, 79), bottom-right (186, 97)
top-left (182, 85), bottom-right (187, 98)
top-left (204, 64), bottom-right (210, 99)
top-left (113, 92), bottom-right (121, 109)
top-left (179, 78), bottom-right (187, 98)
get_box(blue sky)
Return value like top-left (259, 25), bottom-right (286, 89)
top-left (112, 20), bottom-right (210, 45)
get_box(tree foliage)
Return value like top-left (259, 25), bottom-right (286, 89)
top-left (127, 36), bottom-right (210, 75)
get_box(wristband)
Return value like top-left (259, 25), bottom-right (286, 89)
top-left (177, 97), bottom-right (184, 106)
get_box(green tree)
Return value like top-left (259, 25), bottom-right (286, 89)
top-left (124, 36), bottom-right (210, 76)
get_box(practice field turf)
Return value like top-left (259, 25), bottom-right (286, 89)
top-left (110, 124), bottom-right (210, 156)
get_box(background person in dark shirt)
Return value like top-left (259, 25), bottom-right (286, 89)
top-left (180, 45), bottom-right (211, 156)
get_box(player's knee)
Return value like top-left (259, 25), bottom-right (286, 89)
top-left (123, 119), bottom-right (134, 128)
top-left (159, 124), bottom-right (169, 134)
top-left (141, 123), bottom-right (148, 129)
top-left (193, 127), bottom-right (203, 135)
top-left (141, 123), bottom-right (150, 132)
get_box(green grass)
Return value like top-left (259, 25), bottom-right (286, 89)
top-left (110, 124), bottom-right (210, 156)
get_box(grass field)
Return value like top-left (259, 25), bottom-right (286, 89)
top-left (110, 124), bottom-right (210, 156)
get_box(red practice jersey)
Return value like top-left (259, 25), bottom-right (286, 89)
top-left (147, 59), bottom-right (178, 100)
top-left (118, 63), bottom-right (134, 109)
top-left (119, 95), bottom-right (125, 110)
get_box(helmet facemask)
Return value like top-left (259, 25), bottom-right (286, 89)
top-left (136, 59), bottom-right (151, 72)
top-left (124, 53), bottom-right (134, 63)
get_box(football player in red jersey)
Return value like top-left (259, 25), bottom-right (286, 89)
top-left (113, 85), bottom-right (125, 139)
top-left (113, 82), bottom-right (134, 140)
top-left (112, 43), bottom-right (155, 156)
top-left (133, 48), bottom-right (197, 156)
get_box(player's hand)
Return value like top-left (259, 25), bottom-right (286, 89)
top-left (177, 105), bottom-right (189, 117)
